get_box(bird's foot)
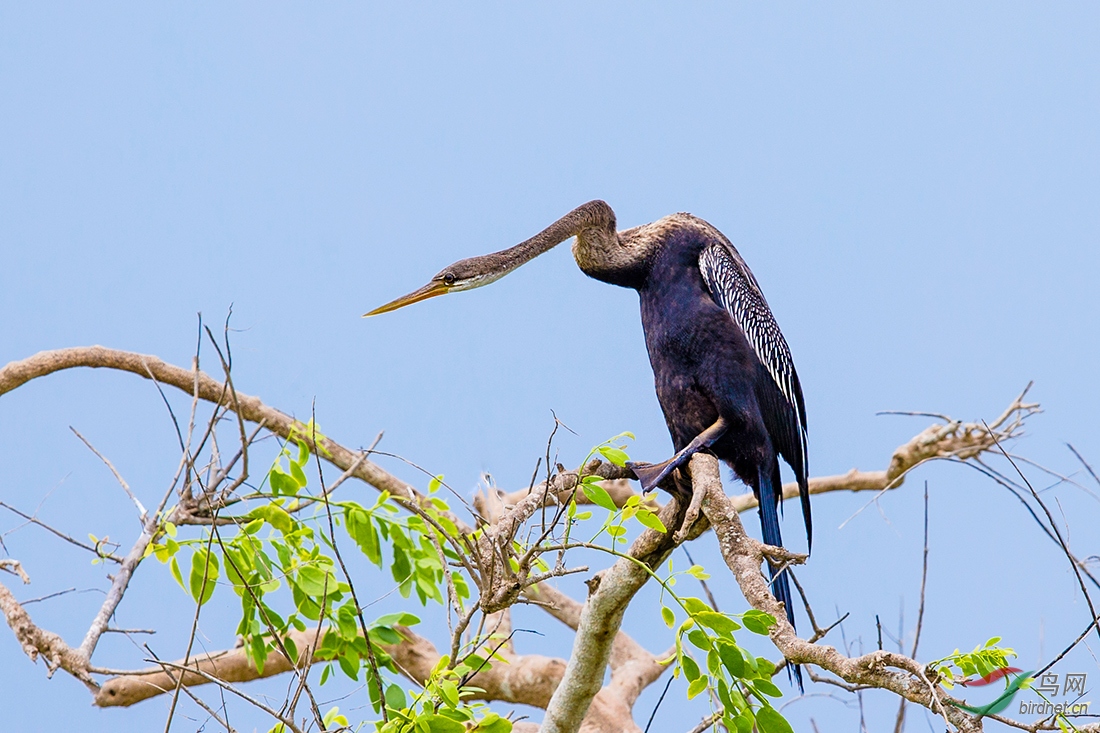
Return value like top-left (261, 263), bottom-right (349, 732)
top-left (626, 458), bottom-right (680, 493)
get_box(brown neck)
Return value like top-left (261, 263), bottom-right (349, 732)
top-left (491, 200), bottom-right (618, 270)
top-left (475, 200), bottom-right (657, 290)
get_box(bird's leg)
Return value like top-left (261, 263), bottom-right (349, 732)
top-left (627, 418), bottom-right (729, 495)
top-left (675, 475), bottom-right (708, 545)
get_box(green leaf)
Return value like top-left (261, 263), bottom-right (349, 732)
top-left (606, 524), bottom-right (626, 537)
top-left (682, 597), bottom-right (710, 615)
top-left (269, 468), bottom-right (298, 497)
top-left (375, 612), bottom-right (421, 627)
top-left (754, 678), bottom-right (784, 698)
top-left (712, 638), bottom-right (748, 673)
top-left (715, 640), bottom-right (744, 677)
top-left (755, 706), bottom-right (794, 733)
top-left (154, 538), bottom-right (179, 563)
top-left (249, 505), bottom-right (294, 534)
top-left (439, 679), bottom-right (460, 707)
top-left (337, 650), bottom-right (360, 680)
top-left (322, 706), bottom-right (348, 727)
top-left (336, 603), bottom-right (359, 640)
top-left (392, 545), bottom-right (412, 584)
top-left (428, 475), bottom-right (443, 493)
top-left (687, 675), bottom-right (709, 699)
top-left (373, 626), bottom-right (402, 645)
top-left (682, 654), bottom-right (701, 682)
top-left (385, 683), bottom-right (407, 712)
top-left (597, 445), bottom-right (630, 467)
top-left (696, 611), bottom-right (740, 636)
top-left (686, 564), bottom-right (710, 580)
top-left (223, 550), bottom-right (247, 589)
top-left (170, 556), bottom-right (185, 590)
top-left (251, 635), bottom-right (268, 675)
top-left (581, 481), bottom-right (618, 511)
top-left (635, 509), bottom-right (667, 533)
top-left (283, 635), bottom-right (299, 665)
top-left (661, 606), bottom-right (676, 628)
top-left (347, 509), bottom-right (382, 566)
top-left (422, 714), bottom-right (465, 733)
top-left (741, 609), bottom-right (777, 635)
top-left (289, 460), bottom-right (308, 487)
top-left (296, 565), bottom-right (335, 597)
top-left (188, 549), bottom-right (219, 605)
top-left (687, 629), bottom-right (712, 651)
top-left (476, 712), bottom-right (513, 733)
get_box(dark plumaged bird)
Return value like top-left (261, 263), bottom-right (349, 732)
top-left (366, 201), bottom-right (811, 686)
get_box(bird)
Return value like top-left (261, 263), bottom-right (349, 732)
top-left (365, 200), bottom-right (811, 685)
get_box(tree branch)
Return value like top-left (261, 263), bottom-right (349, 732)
top-left (0, 565), bottom-right (98, 690)
top-left (540, 497), bottom-right (686, 733)
top-left (692, 453), bottom-right (983, 733)
top-left (0, 347), bottom-right (422, 509)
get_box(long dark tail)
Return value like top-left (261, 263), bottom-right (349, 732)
top-left (757, 456), bottom-right (803, 691)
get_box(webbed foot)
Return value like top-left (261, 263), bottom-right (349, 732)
top-left (626, 457), bottom-right (682, 493)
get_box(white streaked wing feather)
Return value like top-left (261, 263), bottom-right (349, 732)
top-left (699, 243), bottom-right (807, 466)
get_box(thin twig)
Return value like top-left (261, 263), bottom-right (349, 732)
top-left (70, 427), bottom-right (148, 521)
top-left (0, 501), bottom-right (123, 563)
top-left (150, 660), bottom-right (302, 733)
top-left (163, 509), bottom-right (220, 733)
top-left (894, 481), bottom-right (930, 733)
top-left (984, 420), bottom-right (1100, 647)
top-left (311, 409), bottom-right (387, 723)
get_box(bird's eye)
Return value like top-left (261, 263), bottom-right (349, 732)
top-left (442, 273), bottom-right (456, 286)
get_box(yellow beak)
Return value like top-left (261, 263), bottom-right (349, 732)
top-left (362, 281), bottom-right (450, 317)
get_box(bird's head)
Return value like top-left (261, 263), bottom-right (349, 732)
top-left (364, 200), bottom-right (619, 317)
top-left (362, 253), bottom-right (517, 317)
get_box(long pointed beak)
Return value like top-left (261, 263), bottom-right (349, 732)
top-left (363, 280), bottom-right (450, 317)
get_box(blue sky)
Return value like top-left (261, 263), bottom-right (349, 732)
top-left (2, 4), bottom-right (1099, 731)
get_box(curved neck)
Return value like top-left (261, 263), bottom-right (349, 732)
top-left (493, 200), bottom-right (618, 272)
top-left (465, 200), bottom-right (655, 291)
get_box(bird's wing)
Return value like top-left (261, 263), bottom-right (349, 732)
top-left (699, 240), bottom-right (810, 532)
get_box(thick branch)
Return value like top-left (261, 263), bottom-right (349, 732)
top-left (95, 621), bottom-right (570, 711)
top-left (0, 347), bottom-right (421, 506)
top-left (0, 569), bottom-right (97, 691)
top-left (540, 498), bottom-right (684, 733)
top-left (526, 582), bottom-right (669, 706)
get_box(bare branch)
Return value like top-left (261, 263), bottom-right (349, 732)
top-left (0, 570), bottom-right (97, 690)
top-left (0, 500), bottom-right (123, 563)
top-left (0, 347), bottom-right (422, 508)
top-left (69, 427), bottom-right (148, 522)
top-left (0, 558), bottom-right (31, 584)
top-left (894, 482), bottom-right (931, 733)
